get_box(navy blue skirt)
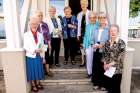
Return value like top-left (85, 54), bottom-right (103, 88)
top-left (26, 55), bottom-right (45, 81)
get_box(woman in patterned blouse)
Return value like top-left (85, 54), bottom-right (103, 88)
top-left (102, 24), bottom-right (126, 93)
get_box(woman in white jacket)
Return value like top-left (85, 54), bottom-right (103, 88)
top-left (24, 16), bottom-right (44, 92)
top-left (77, 0), bottom-right (90, 67)
top-left (45, 6), bottom-right (62, 67)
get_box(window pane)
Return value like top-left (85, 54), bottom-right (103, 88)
top-left (18, 0), bottom-right (24, 14)
top-left (50, 0), bottom-right (65, 16)
top-left (0, 0), bottom-right (5, 39)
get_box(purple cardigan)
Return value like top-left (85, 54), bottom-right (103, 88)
top-left (38, 22), bottom-right (51, 45)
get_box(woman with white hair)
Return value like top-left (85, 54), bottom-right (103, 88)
top-left (102, 24), bottom-right (126, 93)
top-left (91, 12), bottom-right (109, 90)
top-left (83, 11), bottom-right (99, 78)
top-left (77, 0), bottom-right (90, 67)
top-left (45, 6), bottom-right (62, 67)
top-left (24, 16), bottom-right (44, 92)
top-left (62, 6), bottom-right (78, 65)
top-left (34, 10), bottom-right (53, 77)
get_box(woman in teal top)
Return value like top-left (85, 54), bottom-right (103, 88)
top-left (83, 12), bottom-right (99, 78)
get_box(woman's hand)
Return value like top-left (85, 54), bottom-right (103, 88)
top-left (93, 44), bottom-right (99, 48)
top-left (103, 64), bottom-right (111, 71)
top-left (68, 24), bottom-right (77, 29)
top-left (35, 49), bottom-right (42, 53)
top-left (42, 58), bottom-right (46, 64)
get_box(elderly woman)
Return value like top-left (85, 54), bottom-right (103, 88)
top-left (24, 16), bottom-right (44, 92)
top-left (83, 11), bottom-right (99, 78)
top-left (77, 0), bottom-right (90, 67)
top-left (91, 12), bottom-right (109, 90)
top-left (45, 6), bottom-right (62, 67)
top-left (62, 6), bottom-right (78, 65)
top-left (102, 24), bottom-right (126, 93)
top-left (34, 10), bottom-right (53, 77)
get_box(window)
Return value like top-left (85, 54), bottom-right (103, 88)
top-left (0, 0), bottom-right (5, 39)
top-left (50, 0), bottom-right (65, 16)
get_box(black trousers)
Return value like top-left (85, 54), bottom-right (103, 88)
top-left (104, 74), bottom-right (122, 93)
top-left (50, 38), bottom-right (61, 65)
top-left (91, 51), bottom-right (105, 88)
top-left (63, 38), bottom-right (77, 61)
top-left (45, 49), bottom-right (51, 64)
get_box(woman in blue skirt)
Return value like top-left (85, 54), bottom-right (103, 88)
top-left (24, 16), bottom-right (45, 92)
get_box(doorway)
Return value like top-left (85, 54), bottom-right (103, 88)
top-left (69, 0), bottom-right (91, 16)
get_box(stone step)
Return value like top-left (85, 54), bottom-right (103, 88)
top-left (42, 79), bottom-right (91, 85)
top-left (42, 72), bottom-right (91, 85)
top-left (40, 84), bottom-right (107, 93)
top-left (50, 68), bottom-right (87, 73)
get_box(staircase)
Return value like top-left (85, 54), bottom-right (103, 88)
top-left (40, 56), bottom-right (106, 93)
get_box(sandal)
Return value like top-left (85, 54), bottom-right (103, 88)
top-left (31, 86), bottom-right (38, 92)
top-left (37, 83), bottom-right (44, 90)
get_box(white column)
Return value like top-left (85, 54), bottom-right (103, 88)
top-left (20, 0), bottom-right (32, 35)
top-left (2, 0), bottom-right (30, 93)
top-left (3, 0), bottom-right (22, 48)
top-left (116, 0), bottom-right (130, 43)
top-left (116, 0), bottom-right (132, 93)
top-left (93, 0), bottom-right (97, 12)
top-left (121, 48), bottom-right (134, 93)
top-left (99, 0), bottom-right (105, 13)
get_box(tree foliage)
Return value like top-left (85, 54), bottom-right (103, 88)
top-left (129, 0), bottom-right (140, 18)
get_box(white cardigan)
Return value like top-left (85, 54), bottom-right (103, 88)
top-left (77, 9), bottom-right (90, 37)
top-left (23, 30), bottom-right (44, 58)
top-left (45, 16), bottom-right (62, 38)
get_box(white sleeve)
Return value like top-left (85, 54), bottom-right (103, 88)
top-left (77, 13), bottom-right (81, 37)
top-left (23, 33), bottom-right (35, 54)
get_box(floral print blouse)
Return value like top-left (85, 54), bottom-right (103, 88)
top-left (102, 38), bottom-right (126, 74)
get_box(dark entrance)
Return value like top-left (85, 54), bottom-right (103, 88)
top-left (69, 0), bottom-right (91, 16)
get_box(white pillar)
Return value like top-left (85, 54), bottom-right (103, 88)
top-left (116, 0), bottom-right (130, 43)
top-left (121, 48), bottom-right (134, 93)
top-left (116, 0), bottom-right (132, 93)
top-left (3, 0), bottom-right (30, 93)
top-left (93, 0), bottom-right (97, 12)
top-left (3, 0), bottom-right (22, 48)
top-left (20, 0), bottom-right (32, 35)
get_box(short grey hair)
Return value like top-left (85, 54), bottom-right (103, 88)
top-left (109, 24), bottom-right (120, 32)
top-left (29, 15), bottom-right (40, 25)
top-left (99, 12), bottom-right (107, 18)
top-left (49, 6), bottom-right (56, 11)
top-left (89, 11), bottom-right (97, 18)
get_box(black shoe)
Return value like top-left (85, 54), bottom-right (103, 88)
top-left (55, 64), bottom-right (61, 67)
top-left (79, 63), bottom-right (85, 67)
top-left (87, 74), bottom-right (92, 78)
top-left (71, 61), bottom-right (76, 65)
top-left (46, 71), bottom-right (53, 77)
top-left (37, 83), bottom-right (44, 90)
top-left (63, 61), bottom-right (68, 65)
top-left (31, 86), bottom-right (38, 92)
